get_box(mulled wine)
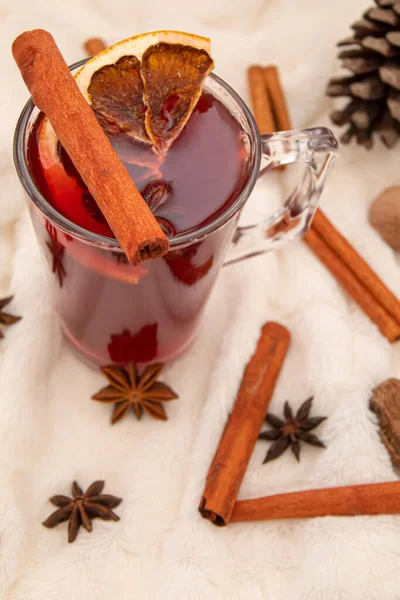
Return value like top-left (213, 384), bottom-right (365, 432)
top-left (26, 92), bottom-right (248, 366)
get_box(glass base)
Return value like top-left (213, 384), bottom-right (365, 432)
top-left (61, 323), bottom-right (197, 370)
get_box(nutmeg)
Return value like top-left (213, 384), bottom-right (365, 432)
top-left (370, 378), bottom-right (400, 467)
top-left (369, 186), bottom-right (400, 250)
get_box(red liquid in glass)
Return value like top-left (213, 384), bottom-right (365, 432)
top-left (27, 92), bottom-right (247, 366)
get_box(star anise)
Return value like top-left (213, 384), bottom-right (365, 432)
top-left (0, 296), bottom-right (21, 339)
top-left (142, 180), bottom-right (172, 212)
top-left (92, 362), bottom-right (178, 423)
top-left (46, 236), bottom-right (66, 287)
top-left (259, 397), bottom-right (327, 464)
top-left (42, 480), bottom-right (122, 543)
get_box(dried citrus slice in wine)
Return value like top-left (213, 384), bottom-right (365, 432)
top-left (76, 30), bottom-right (214, 151)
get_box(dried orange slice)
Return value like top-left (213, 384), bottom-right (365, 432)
top-left (141, 40), bottom-right (214, 148)
top-left (86, 55), bottom-right (148, 144)
top-left (37, 31), bottom-right (214, 226)
top-left (76, 31), bottom-right (214, 151)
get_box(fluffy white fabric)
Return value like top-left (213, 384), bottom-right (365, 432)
top-left (1, 0), bottom-right (400, 597)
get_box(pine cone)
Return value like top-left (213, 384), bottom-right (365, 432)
top-left (327, 0), bottom-right (400, 149)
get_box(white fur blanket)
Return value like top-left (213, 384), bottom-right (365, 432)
top-left (1, 0), bottom-right (400, 598)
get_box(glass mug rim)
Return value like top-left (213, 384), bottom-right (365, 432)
top-left (13, 59), bottom-right (262, 250)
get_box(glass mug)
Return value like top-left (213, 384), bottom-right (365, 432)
top-left (14, 60), bottom-right (338, 368)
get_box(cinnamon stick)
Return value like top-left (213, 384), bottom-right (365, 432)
top-left (247, 66), bottom-right (275, 134)
top-left (263, 65), bottom-right (292, 131)
top-left (231, 481), bottom-right (400, 522)
top-left (247, 61), bottom-right (400, 341)
top-left (304, 227), bottom-right (400, 342)
top-left (199, 322), bottom-right (290, 526)
top-left (84, 37), bottom-right (107, 56)
top-left (312, 209), bottom-right (400, 327)
top-left (13, 29), bottom-right (169, 265)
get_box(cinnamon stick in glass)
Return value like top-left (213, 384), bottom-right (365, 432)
top-left (12, 29), bottom-right (169, 266)
top-left (304, 227), bottom-right (400, 342)
top-left (231, 481), bottom-right (400, 522)
top-left (199, 322), bottom-right (290, 526)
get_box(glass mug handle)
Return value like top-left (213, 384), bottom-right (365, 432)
top-left (224, 127), bottom-right (338, 266)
